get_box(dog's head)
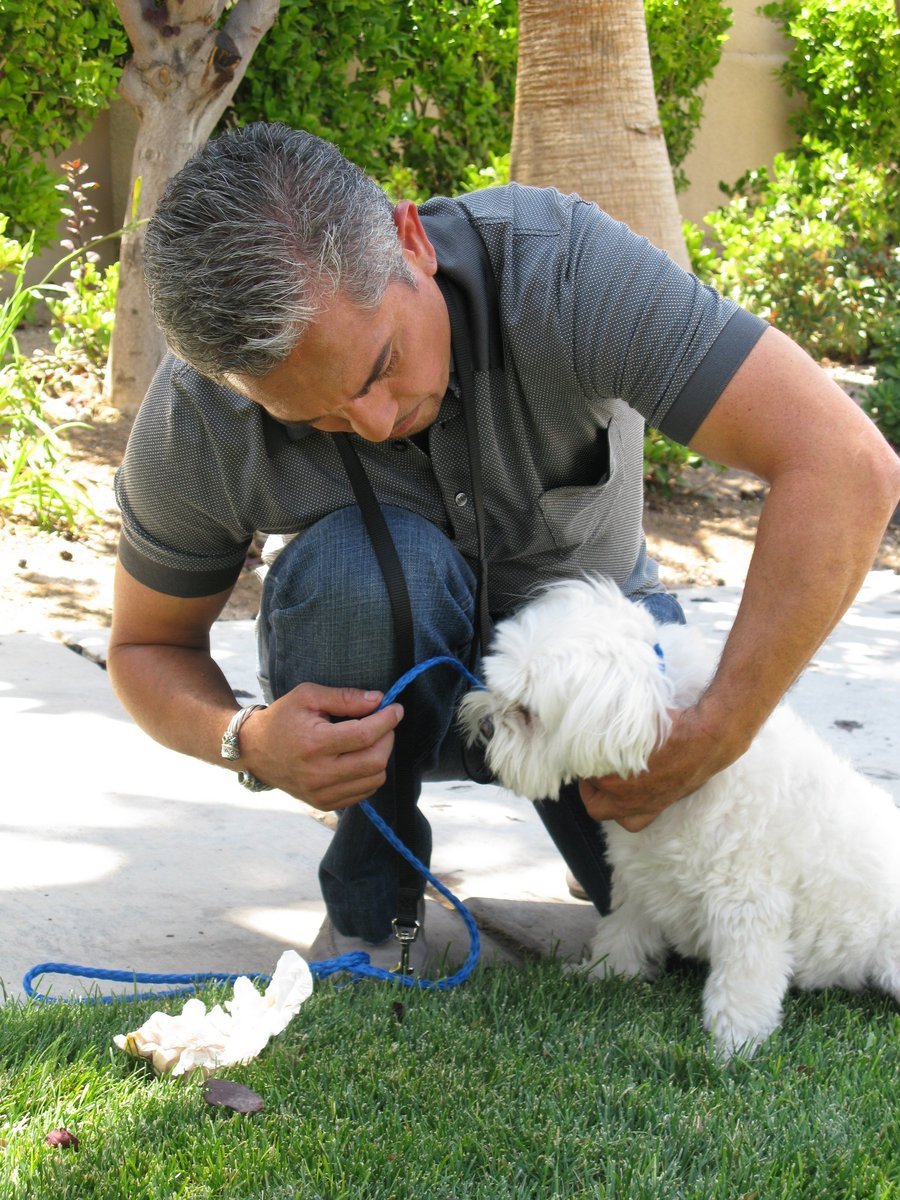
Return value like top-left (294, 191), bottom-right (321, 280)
top-left (457, 578), bottom-right (675, 800)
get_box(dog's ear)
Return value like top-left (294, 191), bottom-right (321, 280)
top-left (557, 649), bottom-right (673, 780)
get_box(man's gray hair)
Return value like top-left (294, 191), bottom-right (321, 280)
top-left (143, 123), bottom-right (415, 379)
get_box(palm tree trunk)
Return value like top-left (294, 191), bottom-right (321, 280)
top-left (510, 0), bottom-right (689, 269)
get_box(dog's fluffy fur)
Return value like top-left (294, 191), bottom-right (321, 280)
top-left (458, 577), bottom-right (900, 1058)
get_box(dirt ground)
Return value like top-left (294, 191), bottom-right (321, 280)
top-left (1, 369), bottom-right (897, 638)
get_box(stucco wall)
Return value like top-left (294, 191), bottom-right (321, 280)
top-left (679, 0), bottom-right (801, 226)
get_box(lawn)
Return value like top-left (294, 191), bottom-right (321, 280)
top-left (1, 959), bottom-right (898, 1199)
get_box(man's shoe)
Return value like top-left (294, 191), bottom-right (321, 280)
top-left (565, 868), bottom-right (590, 901)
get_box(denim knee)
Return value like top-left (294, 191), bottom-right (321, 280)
top-left (257, 505), bottom-right (479, 770)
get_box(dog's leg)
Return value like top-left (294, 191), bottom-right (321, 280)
top-left (580, 901), bottom-right (667, 982)
top-left (701, 905), bottom-right (793, 1061)
top-left (873, 931), bottom-right (900, 1005)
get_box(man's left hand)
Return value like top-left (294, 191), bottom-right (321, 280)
top-left (578, 704), bottom-right (732, 831)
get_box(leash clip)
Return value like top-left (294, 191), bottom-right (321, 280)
top-left (391, 916), bottom-right (421, 975)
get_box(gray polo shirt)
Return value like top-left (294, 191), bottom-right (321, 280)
top-left (116, 184), bottom-right (766, 612)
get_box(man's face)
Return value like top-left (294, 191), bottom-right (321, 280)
top-left (227, 204), bottom-right (451, 442)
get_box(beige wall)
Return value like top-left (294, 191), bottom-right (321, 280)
top-left (679, 0), bottom-right (801, 226)
top-left (20, 0), bottom-right (800, 280)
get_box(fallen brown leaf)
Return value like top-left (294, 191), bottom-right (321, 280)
top-left (201, 1078), bottom-right (265, 1114)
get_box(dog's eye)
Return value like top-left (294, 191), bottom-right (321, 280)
top-left (478, 716), bottom-right (495, 743)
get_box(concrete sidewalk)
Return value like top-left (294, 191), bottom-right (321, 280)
top-left (2, 573), bottom-right (897, 1002)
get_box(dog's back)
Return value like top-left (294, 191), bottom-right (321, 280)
top-left (604, 702), bottom-right (900, 993)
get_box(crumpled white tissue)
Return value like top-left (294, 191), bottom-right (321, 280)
top-left (113, 949), bottom-right (313, 1076)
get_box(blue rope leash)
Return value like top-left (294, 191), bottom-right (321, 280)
top-left (23, 656), bottom-right (485, 1005)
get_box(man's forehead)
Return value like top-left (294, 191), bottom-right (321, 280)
top-left (227, 293), bottom-right (388, 407)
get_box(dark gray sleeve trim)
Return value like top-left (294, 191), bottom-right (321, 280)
top-left (117, 535), bottom-right (245, 599)
top-left (659, 308), bottom-right (769, 445)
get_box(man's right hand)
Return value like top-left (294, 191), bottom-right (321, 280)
top-left (108, 562), bottom-right (403, 813)
top-left (238, 684), bottom-right (404, 810)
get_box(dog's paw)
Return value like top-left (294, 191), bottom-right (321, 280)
top-left (704, 1008), bottom-right (780, 1062)
top-left (573, 951), bottom-right (659, 983)
top-left (709, 1025), bottom-right (767, 1063)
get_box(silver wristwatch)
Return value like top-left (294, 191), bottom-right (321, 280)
top-left (220, 704), bottom-right (273, 791)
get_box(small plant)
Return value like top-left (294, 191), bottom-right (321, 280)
top-left (0, 215), bottom-right (28, 275)
top-left (39, 160), bottom-right (119, 386)
top-left (456, 151), bottom-right (510, 194)
top-left (1, 160), bottom-right (133, 529)
top-left (643, 427), bottom-right (706, 494)
top-left (0, 206), bottom-right (105, 530)
top-left (0, 370), bottom-right (93, 530)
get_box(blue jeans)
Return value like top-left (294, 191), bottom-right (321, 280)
top-left (257, 504), bottom-right (685, 941)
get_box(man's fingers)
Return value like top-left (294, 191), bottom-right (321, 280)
top-left (246, 685), bottom-right (404, 811)
top-left (310, 771), bottom-right (393, 812)
top-left (578, 777), bottom-right (658, 829)
top-left (296, 682), bottom-right (389, 718)
top-left (320, 702), bottom-right (404, 754)
top-left (613, 813), bottom-right (657, 833)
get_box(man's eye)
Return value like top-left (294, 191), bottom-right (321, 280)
top-left (377, 350), bottom-right (398, 381)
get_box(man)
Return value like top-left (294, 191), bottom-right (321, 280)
top-left (110, 123), bottom-right (900, 965)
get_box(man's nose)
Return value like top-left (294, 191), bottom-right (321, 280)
top-left (341, 390), bottom-right (397, 442)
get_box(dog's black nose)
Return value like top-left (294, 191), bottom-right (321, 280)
top-left (478, 716), bottom-right (495, 743)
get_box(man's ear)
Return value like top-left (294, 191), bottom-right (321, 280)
top-left (392, 200), bottom-right (438, 276)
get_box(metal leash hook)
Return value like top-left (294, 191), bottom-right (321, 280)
top-left (391, 914), bottom-right (421, 975)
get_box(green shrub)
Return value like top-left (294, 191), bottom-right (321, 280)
top-left (644, 0), bottom-right (733, 191)
top-left (684, 0), bottom-right (899, 445)
top-left (456, 151), bottom-right (511, 195)
top-left (762, 0), bottom-right (900, 181)
top-left (231, 0), bottom-right (730, 201)
top-left (687, 144), bottom-right (899, 362)
top-left (0, 237), bottom-right (94, 530)
top-left (863, 358), bottom-right (900, 449)
top-left (229, 0), bottom-right (518, 200)
top-left (0, 1), bottom-right (125, 248)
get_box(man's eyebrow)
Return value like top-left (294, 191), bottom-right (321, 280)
top-left (351, 339), bottom-right (392, 400)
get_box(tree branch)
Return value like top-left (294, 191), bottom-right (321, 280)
top-left (223, 0), bottom-right (282, 51)
top-left (114, 0), bottom-right (149, 49)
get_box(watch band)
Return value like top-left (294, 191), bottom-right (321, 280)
top-left (220, 704), bottom-right (273, 791)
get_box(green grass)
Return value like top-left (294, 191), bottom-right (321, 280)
top-left (1, 960), bottom-right (898, 1199)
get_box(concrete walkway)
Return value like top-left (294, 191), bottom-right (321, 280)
top-left (2, 573), bottom-right (897, 1002)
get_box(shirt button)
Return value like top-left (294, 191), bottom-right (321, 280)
top-left (454, 492), bottom-right (468, 507)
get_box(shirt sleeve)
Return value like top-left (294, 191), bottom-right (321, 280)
top-left (560, 195), bottom-right (768, 442)
top-left (115, 357), bottom-right (252, 598)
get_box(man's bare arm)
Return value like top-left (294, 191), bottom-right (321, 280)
top-left (108, 560), bottom-right (403, 809)
top-left (581, 325), bottom-right (900, 829)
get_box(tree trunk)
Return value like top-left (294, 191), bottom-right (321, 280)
top-left (509, 0), bottom-right (689, 270)
top-left (106, 0), bottom-right (280, 413)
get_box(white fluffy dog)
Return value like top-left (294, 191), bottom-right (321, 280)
top-left (458, 577), bottom-right (900, 1058)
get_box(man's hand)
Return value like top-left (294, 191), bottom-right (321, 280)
top-left (579, 703), bottom-right (732, 831)
top-left (239, 684), bottom-right (403, 811)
